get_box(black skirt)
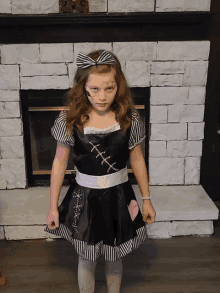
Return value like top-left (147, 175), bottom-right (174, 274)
top-left (44, 177), bottom-right (148, 262)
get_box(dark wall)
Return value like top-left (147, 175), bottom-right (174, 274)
top-left (200, 0), bottom-right (220, 200)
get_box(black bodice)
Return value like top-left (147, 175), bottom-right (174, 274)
top-left (72, 125), bottom-right (131, 176)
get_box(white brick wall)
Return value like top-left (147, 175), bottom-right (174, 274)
top-left (151, 123), bottom-right (187, 141)
top-left (1, 44), bottom-right (40, 64)
top-left (108, 0), bottom-right (154, 12)
top-left (126, 61), bottom-right (151, 87)
top-left (151, 87), bottom-right (188, 105)
top-left (0, 40), bottom-right (210, 188)
top-left (0, 0), bottom-right (12, 13)
top-left (149, 157), bottom-right (185, 185)
top-left (0, 90), bottom-right (19, 102)
top-left (0, 65), bottom-right (20, 89)
top-left (157, 42), bottom-right (210, 61)
top-left (0, 0), bottom-right (211, 14)
top-left (89, 0), bottom-right (107, 12)
top-left (156, 0), bottom-right (211, 12)
top-left (168, 105), bottom-right (204, 123)
top-left (11, 0), bottom-right (59, 14)
top-left (20, 64), bottom-right (68, 76)
top-left (113, 42), bottom-right (157, 61)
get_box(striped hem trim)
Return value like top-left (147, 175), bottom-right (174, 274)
top-left (44, 224), bottom-right (147, 262)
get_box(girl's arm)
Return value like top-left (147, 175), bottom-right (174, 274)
top-left (129, 144), bottom-right (156, 223)
top-left (49, 143), bottom-right (71, 210)
top-left (129, 144), bottom-right (150, 199)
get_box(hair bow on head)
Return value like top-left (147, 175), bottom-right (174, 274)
top-left (76, 50), bottom-right (116, 69)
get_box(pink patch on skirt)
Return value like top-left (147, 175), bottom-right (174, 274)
top-left (128, 200), bottom-right (139, 221)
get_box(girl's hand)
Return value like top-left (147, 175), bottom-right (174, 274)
top-left (46, 208), bottom-right (59, 229)
top-left (142, 201), bottom-right (156, 224)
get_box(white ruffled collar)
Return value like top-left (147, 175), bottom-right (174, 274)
top-left (84, 122), bottom-right (121, 134)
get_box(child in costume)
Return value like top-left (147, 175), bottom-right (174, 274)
top-left (45, 49), bottom-right (156, 293)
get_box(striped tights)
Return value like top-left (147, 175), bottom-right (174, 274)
top-left (78, 255), bottom-right (123, 293)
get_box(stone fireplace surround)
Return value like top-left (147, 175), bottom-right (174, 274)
top-left (0, 41), bottom-right (211, 188)
top-left (0, 41), bottom-right (219, 240)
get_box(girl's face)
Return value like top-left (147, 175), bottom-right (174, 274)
top-left (85, 69), bottom-right (117, 114)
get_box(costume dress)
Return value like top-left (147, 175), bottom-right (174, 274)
top-left (44, 109), bottom-right (148, 262)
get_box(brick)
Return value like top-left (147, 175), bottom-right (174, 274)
top-left (0, 90), bottom-right (19, 102)
top-left (20, 63), bottom-right (68, 76)
top-left (149, 157), bottom-right (184, 185)
top-left (167, 141), bottom-right (203, 157)
top-left (89, 0), bottom-right (107, 12)
top-left (157, 41), bottom-right (210, 61)
top-left (21, 76), bottom-right (70, 90)
top-left (0, 102), bottom-right (20, 118)
top-left (151, 123), bottom-right (187, 140)
top-left (156, 0), bottom-right (211, 12)
top-left (183, 61), bottom-right (209, 86)
top-left (185, 157), bottom-right (200, 184)
top-left (0, 136), bottom-right (24, 159)
top-left (151, 61), bottom-right (185, 74)
top-left (40, 43), bottom-right (74, 63)
top-left (125, 61), bottom-right (150, 87)
top-left (108, 0), bottom-right (154, 12)
top-left (150, 106), bottom-right (167, 123)
top-left (113, 42), bottom-right (156, 61)
top-left (12, 0), bottom-right (59, 14)
top-left (171, 220), bottom-right (213, 236)
top-left (188, 122), bottom-right (205, 140)
top-left (0, 65), bottom-right (20, 90)
top-left (0, 0), bottom-right (11, 13)
top-left (168, 105), bottom-right (204, 123)
top-left (150, 87), bottom-right (188, 105)
top-left (1, 158), bottom-right (26, 189)
top-left (151, 74), bottom-right (183, 87)
top-left (187, 87), bottom-right (206, 104)
top-left (1, 44), bottom-right (40, 64)
top-left (4, 226), bottom-right (47, 240)
top-left (0, 226), bottom-right (4, 240)
top-left (146, 222), bottom-right (172, 239)
top-left (149, 141), bottom-right (166, 157)
top-left (0, 118), bottom-right (22, 136)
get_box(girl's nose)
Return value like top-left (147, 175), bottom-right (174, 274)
top-left (99, 90), bottom-right (107, 100)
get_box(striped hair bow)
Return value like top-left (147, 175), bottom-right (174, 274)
top-left (76, 50), bottom-right (116, 69)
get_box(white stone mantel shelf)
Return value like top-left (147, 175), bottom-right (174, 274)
top-left (0, 185), bottom-right (218, 226)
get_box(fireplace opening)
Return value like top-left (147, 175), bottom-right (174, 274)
top-left (20, 88), bottom-right (150, 187)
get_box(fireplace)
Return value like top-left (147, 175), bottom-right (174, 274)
top-left (20, 88), bottom-right (149, 186)
top-left (0, 11), bottom-right (217, 197)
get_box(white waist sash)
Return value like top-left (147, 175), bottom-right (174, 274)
top-left (75, 166), bottom-right (128, 189)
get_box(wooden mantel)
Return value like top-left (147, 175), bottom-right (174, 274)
top-left (0, 12), bottom-right (215, 43)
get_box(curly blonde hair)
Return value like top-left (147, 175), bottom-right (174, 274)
top-left (65, 49), bottom-right (138, 135)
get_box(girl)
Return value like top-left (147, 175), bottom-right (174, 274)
top-left (45, 49), bottom-right (156, 292)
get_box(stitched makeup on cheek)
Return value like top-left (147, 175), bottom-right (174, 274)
top-left (86, 90), bottom-right (97, 104)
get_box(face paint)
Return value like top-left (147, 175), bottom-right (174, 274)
top-left (85, 70), bottom-right (117, 115)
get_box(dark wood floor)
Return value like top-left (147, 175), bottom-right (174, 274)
top-left (1, 202), bottom-right (220, 293)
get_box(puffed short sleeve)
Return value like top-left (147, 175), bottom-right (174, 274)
top-left (128, 109), bottom-right (146, 150)
top-left (51, 110), bottom-right (75, 147)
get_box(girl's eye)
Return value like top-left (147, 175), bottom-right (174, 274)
top-left (107, 87), bottom-right (114, 91)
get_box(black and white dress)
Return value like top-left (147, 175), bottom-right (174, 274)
top-left (44, 109), bottom-right (148, 262)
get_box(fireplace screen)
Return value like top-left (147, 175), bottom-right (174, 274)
top-left (21, 88), bottom-right (149, 186)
